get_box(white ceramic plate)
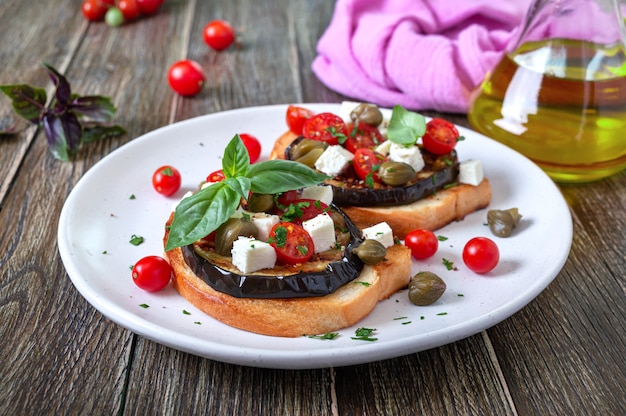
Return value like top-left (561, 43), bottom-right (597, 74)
top-left (58, 104), bottom-right (572, 369)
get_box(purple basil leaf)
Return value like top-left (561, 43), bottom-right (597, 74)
top-left (42, 112), bottom-right (82, 161)
top-left (0, 84), bottom-right (46, 124)
top-left (81, 123), bottom-right (126, 143)
top-left (70, 95), bottom-right (117, 122)
top-left (43, 63), bottom-right (72, 106)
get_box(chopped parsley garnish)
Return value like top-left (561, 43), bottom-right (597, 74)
top-left (183, 310), bottom-right (191, 315)
top-left (139, 304), bottom-right (149, 309)
top-left (307, 332), bottom-right (339, 340)
top-left (327, 126), bottom-right (347, 144)
top-left (442, 258), bottom-right (455, 270)
top-left (194, 321), bottom-right (202, 325)
top-left (437, 312), bottom-right (448, 316)
top-left (281, 201), bottom-right (310, 222)
top-left (351, 327), bottom-right (378, 341)
top-left (437, 235), bottom-right (448, 241)
top-left (267, 226), bottom-right (287, 247)
top-left (394, 316), bottom-right (408, 320)
top-left (353, 281), bottom-right (371, 287)
top-left (297, 245), bottom-right (309, 255)
top-left (129, 194), bottom-right (136, 200)
top-left (129, 234), bottom-right (144, 246)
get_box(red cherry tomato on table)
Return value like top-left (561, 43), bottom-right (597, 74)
top-left (132, 256), bottom-right (173, 292)
top-left (422, 118), bottom-right (460, 155)
top-left (344, 121), bottom-right (385, 153)
top-left (302, 112), bottom-right (348, 146)
top-left (268, 222), bottom-right (315, 265)
top-left (167, 60), bottom-right (205, 96)
top-left (152, 165), bottom-right (182, 196)
top-left (286, 105), bottom-right (315, 135)
top-left (118, 0), bottom-right (141, 21)
top-left (462, 237), bottom-right (500, 274)
top-left (404, 229), bottom-right (439, 260)
top-left (81, 0), bottom-right (111, 21)
top-left (239, 133), bottom-right (262, 163)
top-left (206, 169), bottom-right (225, 183)
top-left (203, 20), bottom-right (236, 51)
top-left (352, 148), bottom-right (384, 183)
top-left (136, 0), bottom-right (163, 15)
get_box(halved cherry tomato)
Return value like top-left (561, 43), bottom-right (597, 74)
top-left (268, 222), bottom-right (315, 265)
top-left (132, 256), bottom-right (173, 292)
top-left (302, 112), bottom-right (347, 145)
top-left (404, 229), bottom-right (439, 260)
top-left (239, 133), bottom-right (262, 163)
top-left (286, 105), bottom-right (315, 135)
top-left (276, 198), bottom-right (329, 224)
top-left (352, 148), bottom-right (384, 183)
top-left (344, 121), bottom-right (385, 153)
top-left (422, 118), bottom-right (460, 155)
top-left (152, 165), bottom-right (182, 196)
top-left (462, 237), bottom-right (499, 274)
top-left (206, 169), bottom-right (225, 182)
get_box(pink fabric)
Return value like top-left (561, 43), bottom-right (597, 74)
top-left (312, 0), bottom-right (532, 113)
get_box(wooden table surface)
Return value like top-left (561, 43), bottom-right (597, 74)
top-left (1, 1), bottom-right (624, 414)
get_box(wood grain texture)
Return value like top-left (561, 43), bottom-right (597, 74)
top-left (0, 0), bottom-right (624, 414)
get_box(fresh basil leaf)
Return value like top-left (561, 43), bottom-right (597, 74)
top-left (70, 95), bottom-right (117, 122)
top-left (165, 182), bottom-right (240, 250)
top-left (42, 112), bottom-right (82, 161)
top-left (0, 84), bottom-right (47, 124)
top-left (223, 176), bottom-right (251, 201)
top-left (81, 123), bottom-right (126, 143)
top-left (248, 159), bottom-right (329, 194)
top-left (44, 63), bottom-right (72, 106)
top-left (386, 105), bottom-right (426, 145)
top-left (222, 135), bottom-right (250, 178)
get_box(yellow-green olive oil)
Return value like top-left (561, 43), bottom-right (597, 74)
top-left (468, 39), bottom-right (626, 182)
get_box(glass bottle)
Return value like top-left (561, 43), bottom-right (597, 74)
top-left (468, 0), bottom-right (626, 183)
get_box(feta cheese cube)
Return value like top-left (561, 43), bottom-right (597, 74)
top-left (302, 213), bottom-right (336, 253)
top-left (301, 185), bottom-right (333, 206)
top-left (250, 213), bottom-right (280, 241)
top-left (459, 159), bottom-right (484, 186)
top-left (231, 237), bottom-right (277, 274)
top-left (389, 143), bottom-right (425, 171)
top-left (362, 222), bottom-right (395, 248)
top-left (374, 140), bottom-right (392, 156)
top-left (315, 145), bottom-right (354, 177)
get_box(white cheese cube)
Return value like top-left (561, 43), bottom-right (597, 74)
top-left (315, 145), bottom-right (354, 177)
top-left (459, 159), bottom-right (484, 186)
top-left (301, 185), bottom-right (333, 206)
top-left (374, 140), bottom-right (392, 156)
top-left (362, 222), bottom-right (395, 248)
top-left (338, 101), bottom-right (362, 123)
top-left (302, 213), bottom-right (336, 253)
top-left (389, 143), bottom-right (425, 172)
top-left (231, 237), bottom-right (277, 274)
top-left (250, 213), bottom-right (280, 241)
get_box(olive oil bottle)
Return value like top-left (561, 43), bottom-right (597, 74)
top-left (469, 38), bottom-right (626, 182)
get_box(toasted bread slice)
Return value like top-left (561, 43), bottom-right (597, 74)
top-left (270, 130), bottom-right (491, 239)
top-left (164, 215), bottom-right (412, 337)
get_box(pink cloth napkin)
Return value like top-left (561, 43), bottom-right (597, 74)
top-left (312, 0), bottom-right (532, 113)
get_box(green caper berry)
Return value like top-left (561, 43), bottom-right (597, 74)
top-left (350, 103), bottom-right (383, 126)
top-left (408, 271), bottom-right (446, 306)
top-left (247, 193), bottom-right (275, 213)
top-left (214, 218), bottom-right (258, 256)
top-left (487, 208), bottom-right (522, 237)
top-left (378, 161), bottom-right (416, 186)
top-left (353, 239), bottom-right (387, 265)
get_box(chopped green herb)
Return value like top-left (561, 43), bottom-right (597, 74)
top-left (401, 321), bottom-right (412, 325)
top-left (129, 265), bottom-right (134, 271)
top-left (442, 258), bottom-right (455, 270)
top-left (267, 226), bottom-right (287, 247)
top-left (297, 245), bottom-right (309, 255)
top-left (129, 194), bottom-right (136, 200)
top-left (353, 281), bottom-right (371, 287)
top-left (437, 235), bottom-right (448, 241)
top-left (437, 312), bottom-right (448, 316)
top-left (420, 316), bottom-right (425, 320)
top-left (457, 293), bottom-right (464, 297)
top-left (183, 310), bottom-right (191, 315)
top-left (102, 250), bottom-right (108, 254)
top-left (351, 327), bottom-right (378, 341)
top-left (139, 304), bottom-right (149, 309)
top-left (393, 316), bottom-right (408, 320)
top-left (194, 321), bottom-right (202, 325)
top-left (443, 182), bottom-right (458, 189)
top-left (307, 332), bottom-right (339, 340)
top-left (129, 234), bottom-right (144, 246)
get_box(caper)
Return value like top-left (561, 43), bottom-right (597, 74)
top-left (247, 193), bottom-right (275, 213)
top-left (377, 161), bottom-right (416, 186)
top-left (214, 217), bottom-right (259, 256)
top-left (290, 139), bottom-right (328, 161)
top-left (408, 271), bottom-right (446, 306)
top-left (350, 103), bottom-right (383, 127)
top-left (353, 239), bottom-right (387, 265)
top-left (487, 208), bottom-right (522, 237)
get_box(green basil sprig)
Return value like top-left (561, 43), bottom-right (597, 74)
top-left (165, 135), bottom-right (329, 251)
top-left (386, 105), bottom-right (426, 145)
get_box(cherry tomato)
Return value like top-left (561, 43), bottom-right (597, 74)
top-left (167, 60), bottom-right (205, 96)
top-left (239, 133), bottom-right (262, 163)
top-left (302, 112), bottom-right (348, 146)
top-left (352, 148), bottom-right (384, 183)
top-left (268, 222), bottom-right (315, 265)
top-left (203, 20), bottom-right (236, 51)
top-left (462, 237), bottom-right (500, 274)
top-left (132, 256), bottom-right (173, 292)
top-left (152, 165), bottom-right (182, 196)
top-left (81, 0), bottom-right (110, 21)
top-left (275, 190), bottom-right (300, 207)
top-left (118, 0), bottom-right (141, 20)
top-left (286, 105), bottom-right (315, 135)
top-left (206, 169), bottom-right (225, 183)
top-left (344, 121), bottom-right (385, 153)
top-left (136, 0), bottom-right (163, 15)
top-left (404, 229), bottom-right (439, 260)
top-left (422, 118), bottom-right (460, 155)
